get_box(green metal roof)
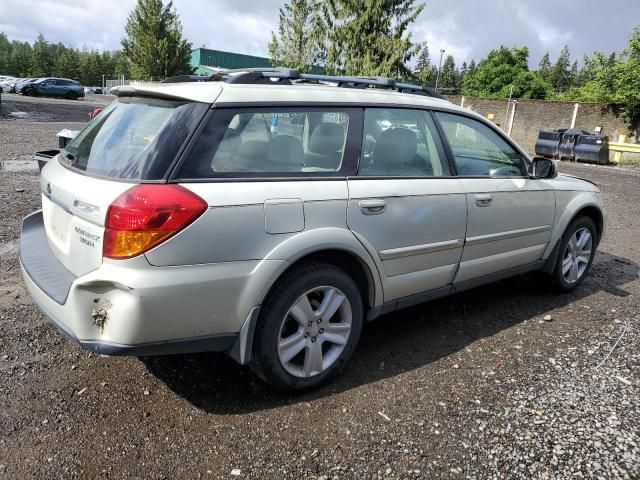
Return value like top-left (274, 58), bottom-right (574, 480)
top-left (190, 48), bottom-right (325, 75)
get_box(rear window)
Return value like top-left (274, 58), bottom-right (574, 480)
top-left (177, 108), bottom-right (353, 178)
top-left (62, 97), bottom-right (208, 180)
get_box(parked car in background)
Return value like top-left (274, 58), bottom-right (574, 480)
top-left (20, 70), bottom-right (605, 392)
top-left (23, 77), bottom-right (85, 100)
top-left (84, 86), bottom-right (103, 94)
top-left (0, 75), bottom-right (17, 91)
top-left (15, 78), bottom-right (38, 94)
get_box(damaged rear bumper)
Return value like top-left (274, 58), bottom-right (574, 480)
top-left (19, 211), bottom-right (267, 357)
top-left (21, 276), bottom-right (237, 356)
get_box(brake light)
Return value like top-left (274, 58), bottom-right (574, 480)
top-left (104, 185), bottom-right (207, 259)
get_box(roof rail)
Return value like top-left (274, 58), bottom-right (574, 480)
top-left (171, 66), bottom-right (445, 100)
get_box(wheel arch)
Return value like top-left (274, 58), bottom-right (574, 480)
top-left (229, 230), bottom-right (384, 365)
top-left (573, 205), bottom-right (604, 243)
top-left (542, 192), bottom-right (605, 268)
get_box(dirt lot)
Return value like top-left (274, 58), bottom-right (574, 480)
top-left (0, 97), bottom-right (639, 479)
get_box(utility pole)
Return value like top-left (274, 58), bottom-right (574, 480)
top-left (435, 49), bottom-right (445, 92)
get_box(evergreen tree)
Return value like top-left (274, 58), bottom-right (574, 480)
top-left (79, 50), bottom-right (103, 86)
top-left (9, 41), bottom-right (32, 77)
top-left (439, 54), bottom-right (457, 92)
top-left (113, 51), bottom-right (131, 78)
top-left (55, 49), bottom-right (81, 80)
top-left (268, 0), bottom-right (324, 72)
top-left (550, 45), bottom-right (571, 93)
top-left (323, 0), bottom-right (425, 77)
top-left (538, 52), bottom-right (552, 82)
top-left (0, 33), bottom-right (11, 73)
top-left (415, 44), bottom-right (432, 84)
top-left (121, 0), bottom-right (192, 80)
top-left (467, 59), bottom-right (477, 75)
top-left (570, 60), bottom-right (578, 87)
top-left (30, 33), bottom-right (52, 77)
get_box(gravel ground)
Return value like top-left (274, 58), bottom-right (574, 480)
top-left (0, 98), bottom-right (638, 479)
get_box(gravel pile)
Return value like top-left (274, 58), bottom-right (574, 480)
top-left (463, 309), bottom-right (639, 479)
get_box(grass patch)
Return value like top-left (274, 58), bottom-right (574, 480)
top-left (611, 151), bottom-right (640, 168)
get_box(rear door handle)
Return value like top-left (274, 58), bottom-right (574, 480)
top-left (359, 199), bottom-right (387, 215)
top-left (474, 194), bottom-right (493, 207)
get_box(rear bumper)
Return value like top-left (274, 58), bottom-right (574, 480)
top-left (20, 211), bottom-right (281, 356)
top-left (21, 267), bottom-right (237, 356)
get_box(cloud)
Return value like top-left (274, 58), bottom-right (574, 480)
top-left (0, 0), bottom-right (637, 70)
top-left (411, 0), bottom-right (639, 67)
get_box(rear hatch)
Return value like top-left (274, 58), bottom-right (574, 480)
top-left (39, 95), bottom-right (210, 277)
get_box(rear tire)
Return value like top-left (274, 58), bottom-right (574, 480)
top-left (250, 263), bottom-right (363, 392)
top-left (549, 216), bottom-right (597, 292)
top-left (66, 91), bottom-right (78, 100)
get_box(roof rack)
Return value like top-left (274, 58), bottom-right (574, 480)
top-left (227, 68), bottom-right (445, 99)
top-left (170, 66), bottom-right (445, 100)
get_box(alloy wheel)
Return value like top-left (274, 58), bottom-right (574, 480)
top-left (561, 227), bottom-right (593, 284)
top-left (277, 286), bottom-right (353, 378)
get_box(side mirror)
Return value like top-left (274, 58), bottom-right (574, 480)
top-left (531, 157), bottom-right (557, 179)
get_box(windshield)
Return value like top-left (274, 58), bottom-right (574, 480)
top-left (62, 97), bottom-right (208, 180)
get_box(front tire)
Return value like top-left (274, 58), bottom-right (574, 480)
top-left (250, 263), bottom-right (363, 392)
top-left (549, 216), bottom-right (597, 292)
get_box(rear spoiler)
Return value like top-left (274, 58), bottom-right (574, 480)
top-left (110, 84), bottom-right (222, 104)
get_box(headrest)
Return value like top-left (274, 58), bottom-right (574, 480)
top-left (373, 128), bottom-right (418, 165)
top-left (309, 123), bottom-right (345, 155)
top-left (236, 140), bottom-right (269, 158)
top-left (267, 135), bottom-right (304, 166)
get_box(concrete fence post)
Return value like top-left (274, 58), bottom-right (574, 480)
top-left (507, 101), bottom-right (517, 137)
top-left (571, 103), bottom-right (579, 128)
top-left (460, 96), bottom-right (465, 108)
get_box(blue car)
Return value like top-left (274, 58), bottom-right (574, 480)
top-left (23, 77), bottom-right (85, 100)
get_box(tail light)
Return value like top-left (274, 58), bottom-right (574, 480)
top-left (104, 185), bottom-right (207, 259)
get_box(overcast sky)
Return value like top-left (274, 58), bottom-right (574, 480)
top-left (0, 0), bottom-right (638, 68)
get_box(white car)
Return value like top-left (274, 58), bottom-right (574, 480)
top-left (20, 69), bottom-right (605, 391)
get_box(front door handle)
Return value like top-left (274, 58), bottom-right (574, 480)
top-left (474, 194), bottom-right (494, 207)
top-left (359, 199), bottom-right (387, 215)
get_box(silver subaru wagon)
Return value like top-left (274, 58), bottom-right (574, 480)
top-left (20, 70), bottom-right (605, 391)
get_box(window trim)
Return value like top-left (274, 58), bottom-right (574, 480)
top-left (432, 109), bottom-right (529, 178)
top-left (170, 105), bottom-right (363, 181)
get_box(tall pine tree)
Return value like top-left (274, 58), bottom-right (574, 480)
top-left (323, 0), bottom-right (424, 77)
top-left (121, 0), bottom-right (192, 80)
top-left (268, 0), bottom-right (324, 72)
top-left (30, 33), bottom-right (51, 77)
top-left (550, 45), bottom-right (572, 93)
top-left (415, 43), bottom-right (432, 84)
top-left (538, 52), bottom-right (552, 82)
top-left (439, 54), bottom-right (457, 92)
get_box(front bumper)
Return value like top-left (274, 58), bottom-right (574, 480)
top-left (20, 211), bottom-right (280, 356)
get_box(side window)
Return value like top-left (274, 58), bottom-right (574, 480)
top-left (359, 108), bottom-right (450, 177)
top-left (435, 112), bottom-right (525, 177)
top-left (178, 109), bottom-right (350, 177)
